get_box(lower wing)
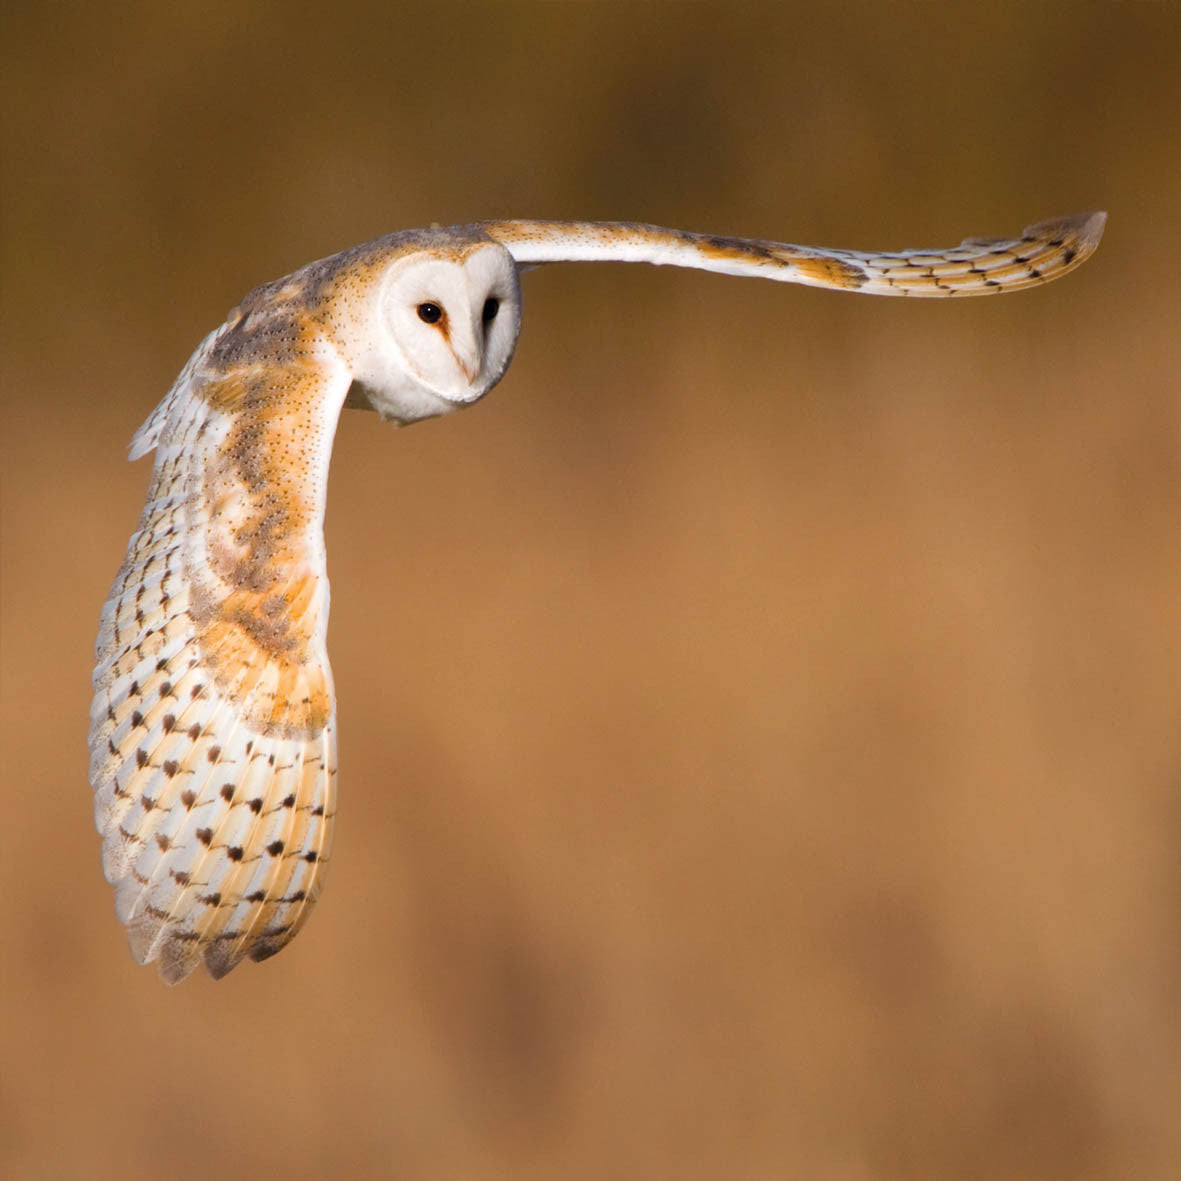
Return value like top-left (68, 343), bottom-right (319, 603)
top-left (89, 345), bottom-right (348, 982)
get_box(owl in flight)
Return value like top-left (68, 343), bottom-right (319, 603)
top-left (89, 211), bottom-right (1105, 982)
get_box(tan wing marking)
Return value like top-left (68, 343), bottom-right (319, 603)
top-left (188, 364), bottom-right (336, 739)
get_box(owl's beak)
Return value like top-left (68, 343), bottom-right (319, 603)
top-left (457, 354), bottom-right (481, 385)
top-left (449, 320), bottom-right (484, 387)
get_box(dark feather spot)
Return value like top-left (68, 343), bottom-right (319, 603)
top-left (247, 890), bottom-right (266, 902)
top-left (181, 789), bottom-right (196, 809)
top-left (220, 784), bottom-right (235, 802)
top-left (200, 892), bottom-right (222, 906)
top-left (1063, 247), bottom-right (1077, 264)
top-left (155, 832), bottom-right (170, 850)
top-left (141, 795), bottom-right (156, 812)
top-left (162, 759), bottom-right (179, 778)
top-left (267, 840), bottom-right (284, 856)
top-left (135, 748), bottom-right (149, 768)
top-left (304, 851), bottom-right (318, 863)
top-left (188, 723), bottom-right (202, 741)
top-left (171, 870), bottom-right (190, 885)
top-left (191, 683), bottom-right (206, 699)
top-left (282, 794), bottom-right (295, 808)
top-left (156, 658), bottom-right (168, 672)
top-left (196, 827), bottom-right (213, 846)
top-left (248, 798), bottom-right (262, 814)
top-left (207, 745), bottom-right (222, 762)
top-left (312, 804), bottom-right (324, 816)
top-left (159, 681), bottom-right (172, 697)
top-left (288, 890), bottom-right (306, 902)
top-left (130, 710), bottom-right (144, 729)
top-left (227, 846), bottom-right (244, 861)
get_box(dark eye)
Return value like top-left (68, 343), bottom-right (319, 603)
top-left (482, 297), bottom-right (500, 324)
top-left (417, 302), bottom-right (442, 324)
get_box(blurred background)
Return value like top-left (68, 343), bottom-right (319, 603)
top-left (2, 2), bottom-right (1180, 1177)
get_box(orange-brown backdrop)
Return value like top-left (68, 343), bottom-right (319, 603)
top-left (3, 3), bottom-right (1179, 1178)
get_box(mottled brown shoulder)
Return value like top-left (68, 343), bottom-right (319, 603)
top-left (196, 224), bottom-right (500, 379)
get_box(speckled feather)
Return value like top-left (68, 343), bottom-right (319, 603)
top-left (90, 211), bottom-right (1104, 981)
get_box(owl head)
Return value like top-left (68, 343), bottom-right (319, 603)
top-left (348, 240), bottom-right (521, 424)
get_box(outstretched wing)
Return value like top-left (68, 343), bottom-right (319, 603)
top-left (89, 325), bottom-right (350, 983)
top-left (482, 211), bottom-right (1106, 297)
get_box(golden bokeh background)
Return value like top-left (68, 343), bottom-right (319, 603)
top-left (3, 3), bottom-right (1180, 1177)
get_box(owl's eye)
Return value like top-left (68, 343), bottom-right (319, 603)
top-left (417, 302), bottom-right (443, 324)
top-left (482, 297), bottom-right (500, 324)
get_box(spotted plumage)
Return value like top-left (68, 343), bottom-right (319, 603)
top-left (90, 211), bottom-right (1105, 982)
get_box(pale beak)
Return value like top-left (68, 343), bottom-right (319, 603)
top-left (449, 315), bottom-right (484, 387)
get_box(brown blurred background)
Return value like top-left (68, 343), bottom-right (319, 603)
top-left (2, 2), bottom-right (1180, 1177)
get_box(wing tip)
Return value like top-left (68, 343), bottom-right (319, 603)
top-left (1077, 209), bottom-right (1108, 243)
top-left (134, 933), bottom-right (264, 983)
top-left (127, 427), bottom-right (158, 462)
top-left (1025, 210), bottom-right (1108, 257)
top-left (203, 942), bottom-right (245, 980)
top-left (158, 943), bottom-right (201, 985)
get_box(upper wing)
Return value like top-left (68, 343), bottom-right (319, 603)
top-left (481, 212), bottom-right (1106, 297)
top-left (89, 329), bottom-right (350, 983)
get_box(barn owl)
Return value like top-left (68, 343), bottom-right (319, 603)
top-left (89, 211), bottom-right (1106, 982)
